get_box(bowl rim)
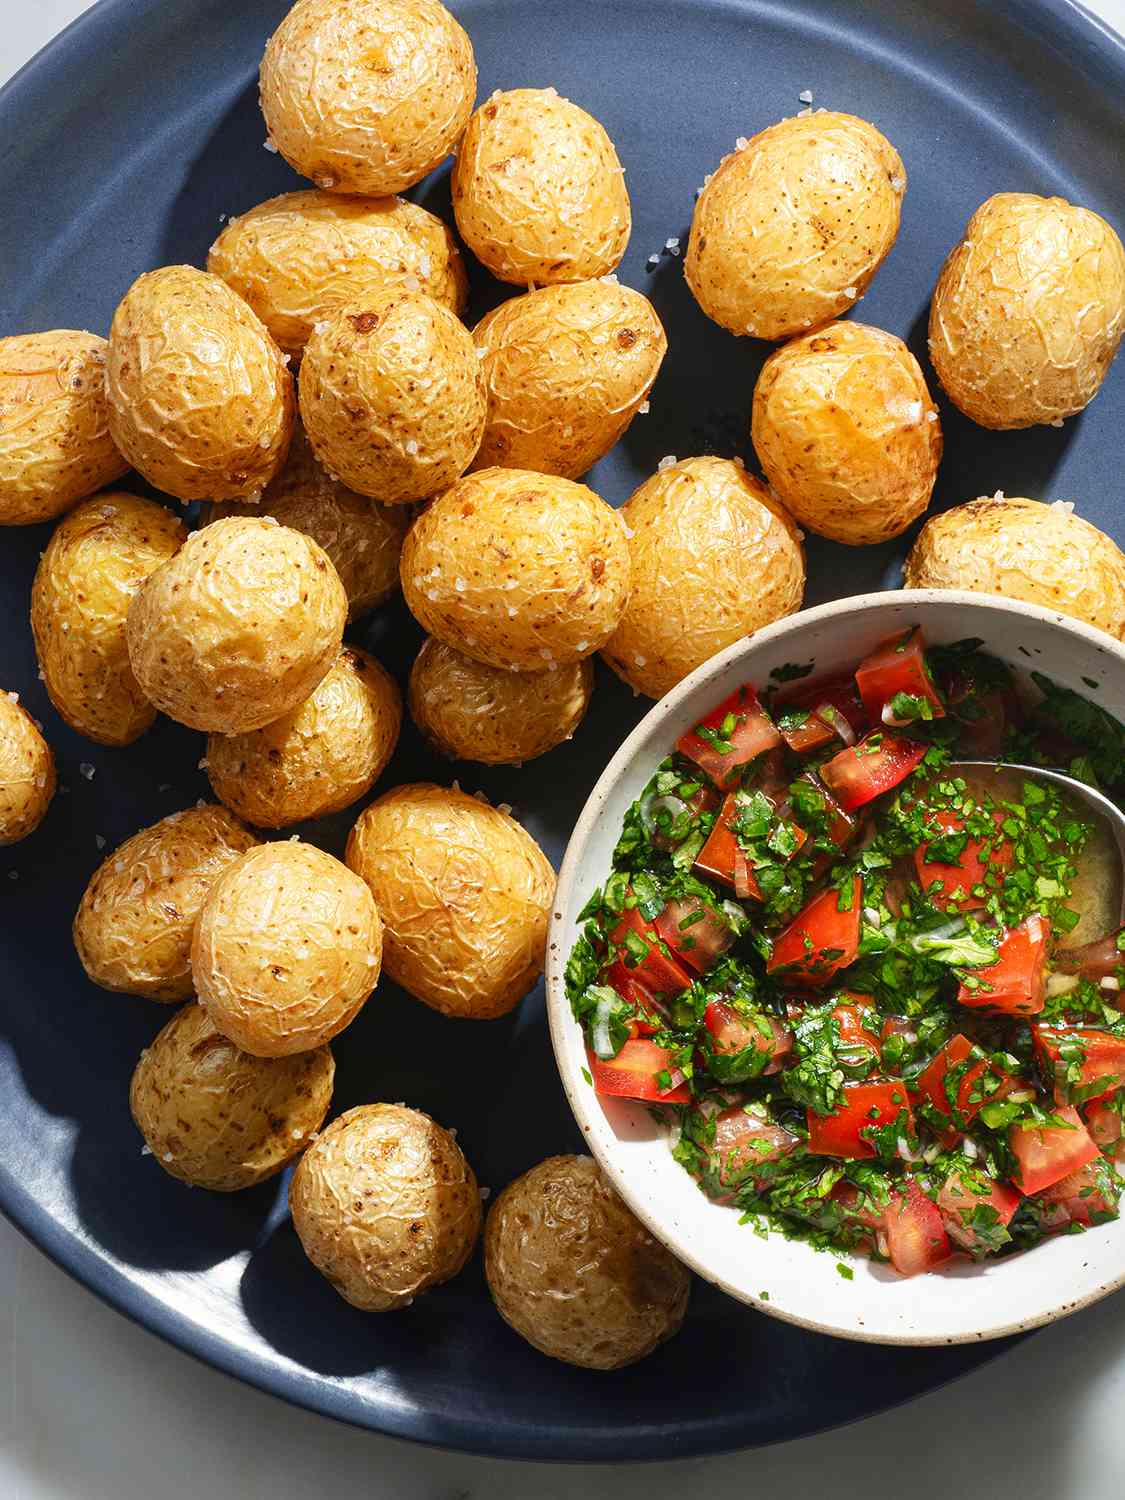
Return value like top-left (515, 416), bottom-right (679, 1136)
top-left (546, 588), bottom-right (1125, 1345)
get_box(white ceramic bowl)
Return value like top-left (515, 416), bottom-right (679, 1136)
top-left (546, 590), bottom-right (1125, 1344)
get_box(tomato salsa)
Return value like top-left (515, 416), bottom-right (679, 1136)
top-left (566, 630), bottom-right (1125, 1276)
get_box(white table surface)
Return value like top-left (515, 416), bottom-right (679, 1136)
top-left (4, 2), bottom-right (1125, 1495)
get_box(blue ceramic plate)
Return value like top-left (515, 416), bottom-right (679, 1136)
top-left (1, 0), bottom-right (1123, 1463)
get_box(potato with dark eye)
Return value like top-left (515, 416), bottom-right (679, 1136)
top-left (0, 693), bottom-right (55, 845)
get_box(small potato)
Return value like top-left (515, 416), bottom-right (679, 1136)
top-left (126, 517), bottom-right (347, 734)
top-left (290, 1103), bottom-right (481, 1311)
top-left (74, 804), bottom-right (260, 1001)
top-left (472, 280), bottom-right (666, 478)
top-left (346, 783), bottom-right (554, 1019)
top-left (601, 457), bottom-right (805, 699)
top-left (106, 266), bottom-right (295, 503)
top-left (452, 88), bottom-right (630, 286)
top-left (206, 646), bottom-right (402, 828)
top-left (400, 467), bottom-right (631, 670)
top-left (409, 637), bottom-right (593, 764)
top-left (203, 424), bottom-right (409, 621)
top-left (686, 112), bottom-right (906, 341)
top-left (207, 190), bottom-right (468, 361)
top-left (929, 193), bottom-right (1125, 429)
top-left (192, 841), bottom-right (382, 1056)
top-left (0, 694), bottom-right (55, 845)
top-left (130, 1001), bottom-right (334, 1191)
top-left (485, 1156), bottom-right (690, 1369)
top-left (31, 493), bottom-right (187, 746)
top-left (299, 291), bottom-right (486, 503)
top-left (260, 0), bottom-right (476, 197)
top-left (904, 495), bottom-right (1125, 640)
top-left (0, 331), bottom-right (127, 525)
top-left (751, 321), bottom-right (942, 546)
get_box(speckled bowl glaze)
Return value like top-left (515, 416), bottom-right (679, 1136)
top-left (547, 591), bottom-right (1125, 1345)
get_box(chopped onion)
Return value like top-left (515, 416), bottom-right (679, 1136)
top-left (1046, 972), bottom-right (1081, 998)
top-left (659, 1067), bottom-right (687, 1096)
top-left (1101, 975), bottom-right (1121, 992)
top-left (816, 703), bottom-right (856, 746)
top-left (640, 791), bottom-right (689, 836)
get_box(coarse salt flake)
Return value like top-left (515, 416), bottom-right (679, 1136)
top-left (1050, 418), bottom-right (1065, 428)
top-left (634, 655), bottom-right (647, 666)
top-left (263, 138), bottom-right (279, 153)
top-left (797, 107), bottom-right (812, 117)
top-left (843, 286), bottom-right (857, 299)
top-left (1049, 500), bottom-right (1076, 515)
top-left (657, 454), bottom-right (677, 471)
top-left (735, 136), bottom-right (749, 150)
top-left (638, 400), bottom-right (650, 415)
top-left (798, 89), bottom-right (814, 103)
top-left (405, 438), bottom-right (419, 455)
top-left (647, 253), bottom-right (661, 266)
top-left (80, 763), bottom-right (95, 780)
top-left (95, 834), bottom-right (106, 850)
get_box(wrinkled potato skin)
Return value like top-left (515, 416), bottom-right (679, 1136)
top-left (346, 783), bottom-right (555, 1019)
top-left (0, 332), bottom-right (127, 525)
top-left (260, 0), bottom-right (476, 197)
top-left (409, 637), bottom-right (593, 764)
top-left (485, 1156), bottom-right (690, 1369)
top-left (299, 292), bottom-right (486, 503)
top-left (929, 193), bottom-right (1125, 429)
top-left (206, 646), bottom-right (402, 828)
top-left (207, 190), bottom-right (467, 360)
top-left (0, 695), bottom-right (55, 845)
top-left (400, 467), bottom-right (631, 670)
top-left (472, 281), bottom-right (666, 478)
top-left (74, 805), bottom-right (260, 1000)
top-left (601, 458), bottom-right (805, 699)
top-left (192, 841), bottom-right (382, 1057)
top-left (126, 517), bottom-right (347, 734)
top-left (106, 266), bottom-right (295, 503)
top-left (290, 1103), bottom-right (481, 1310)
top-left (31, 493), bottom-right (186, 746)
top-left (130, 1002), bottom-right (334, 1191)
top-left (452, 89), bottom-right (630, 286)
top-left (904, 496), bottom-right (1125, 640)
top-left (686, 112), bottom-right (905, 341)
top-left (752, 321), bottom-right (942, 546)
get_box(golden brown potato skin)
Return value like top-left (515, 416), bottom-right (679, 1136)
top-left (260, 0), bottom-right (476, 197)
top-left (0, 331), bottom-right (127, 525)
top-left (31, 493), bottom-right (186, 746)
top-left (472, 280), bottom-right (666, 478)
top-left (904, 496), bottom-right (1125, 639)
top-left (299, 292), bottom-right (486, 504)
top-left (346, 783), bottom-right (555, 1019)
top-left (601, 457), bottom-right (805, 699)
top-left (192, 841), bottom-right (382, 1056)
top-left (452, 89), bottom-right (631, 286)
top-left (686, 112), bottom-right (905, 341)
top-left (400, 467), bottom-right (631, 670)
top-left (126, 517), bottom-right (347, 734)
top-left (752, 321), bottom-right (941, 546)
top-left (485, 1156), bottom-right (690, 1369)
top-left (290, 1103), bottom-right (481, 1310)
top-left (206, 646), bottom-right (402, 828)
top-left (0, 694), bottom-right (55, 845)
top-left (130, 1002), bottom-right (335, 1191)
top-left (105, 266), bottom-right (295, 503)
top-left (929, 193), bottom-right (1125, 429)
top-left (207, 190), bottom-right (468, 361)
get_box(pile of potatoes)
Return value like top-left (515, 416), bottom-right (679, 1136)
top-left (3, 0), bottom-right (1125, 1373)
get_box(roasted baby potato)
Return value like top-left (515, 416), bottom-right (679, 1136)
top-left (206, 646), bottom-right (402, 828)
top-left (471, 280), bottom-right (665, 478)
top-left (207, 189), bottom-right (467, 361)
top-left (452, 88), bottom-right (630, 285)
top-left (686, 112), bottom-right (906, 341)
top-left (0, 331), bottom-right (127, 525)
top-left (130, 1001), bottom-right (335, 1191)
top-left (0, 693), bottom-right (55, 845)
top-left (485, 1155), bottom-right (690, 1369)
top-left (260, 0), bottom-right (476, 197)
top-left (126, 516), bottom-right (347, 734)
top-left (290, 1103), bottom-right (481, 1310)
top-left (929, 192), bottom-right (1125, 429)
top-left (399, 467), bottom-right (631, 670)
top-left (346, 782), bottom-right (554, 1019)
top-left (299, 290), bottom-right (486, 503)
top-left (192, 840), bottom-right (382, 1056)
top-left (31, 492), bottom-right (186, 746)
top-left (751, 321), bottom-right (942, 546)
top-left (601, 457), bottom-right (805, 698)
top-left (904, 495), bottom-right (1125, 639)
top-left (105, 265), bottom-right (295, 503)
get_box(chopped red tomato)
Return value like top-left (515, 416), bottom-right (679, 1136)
top-left (806, 1079), bottom-right (912, 1159)
top-left (1033, 1159), bottom-right (1118, 1230)
top-left (608, 906), bottom-right (693, 998)
top-left (1032, 1025), bottom-right (1125, 1106)
top-left (653, 897), bottom-right (737, 975)
top-left (916, 1033), bottom-right (1017, 1128)
top-left (706, 1106), bottom-right (798, 1192)
top-left (589, 1040), bottom-right (690, 1103)
top-left (1055, 928), bottom-right (1125, 984)
top-left (854, 626), bottom-right (945, 725)
top-left (676, 685), bottom-right (781, 788)
top-left (1009, 1104), bottom-right (1100, 1194)
top-left (767, 878), bottom-right (862, 987)
top-left (774, 674), bottom-right (869, 754)
top-left (913, 808), bottom-right (1013, 911)
top-left (831, 999), bottom-right (882, 1073)
top-left (829, 1182), bottom-right (887, 1233)
top-left (693, 790), bottom-right (807, 901)
top-left (936, 1171), bottom-right (1020, 1252)
top-left (1085, 1097), bottom-right (1123, 1152)
top-left (603, 961), bottom-right (661, 1018)
top-left (883, 1179), bottom-right (951, 1275)
top-left (704, 1001), bottom-right (792, 1073)
top-left (819, 732), bottom-right (927, 812)
top-left (957, 915), bottom-right (1049, 1016)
